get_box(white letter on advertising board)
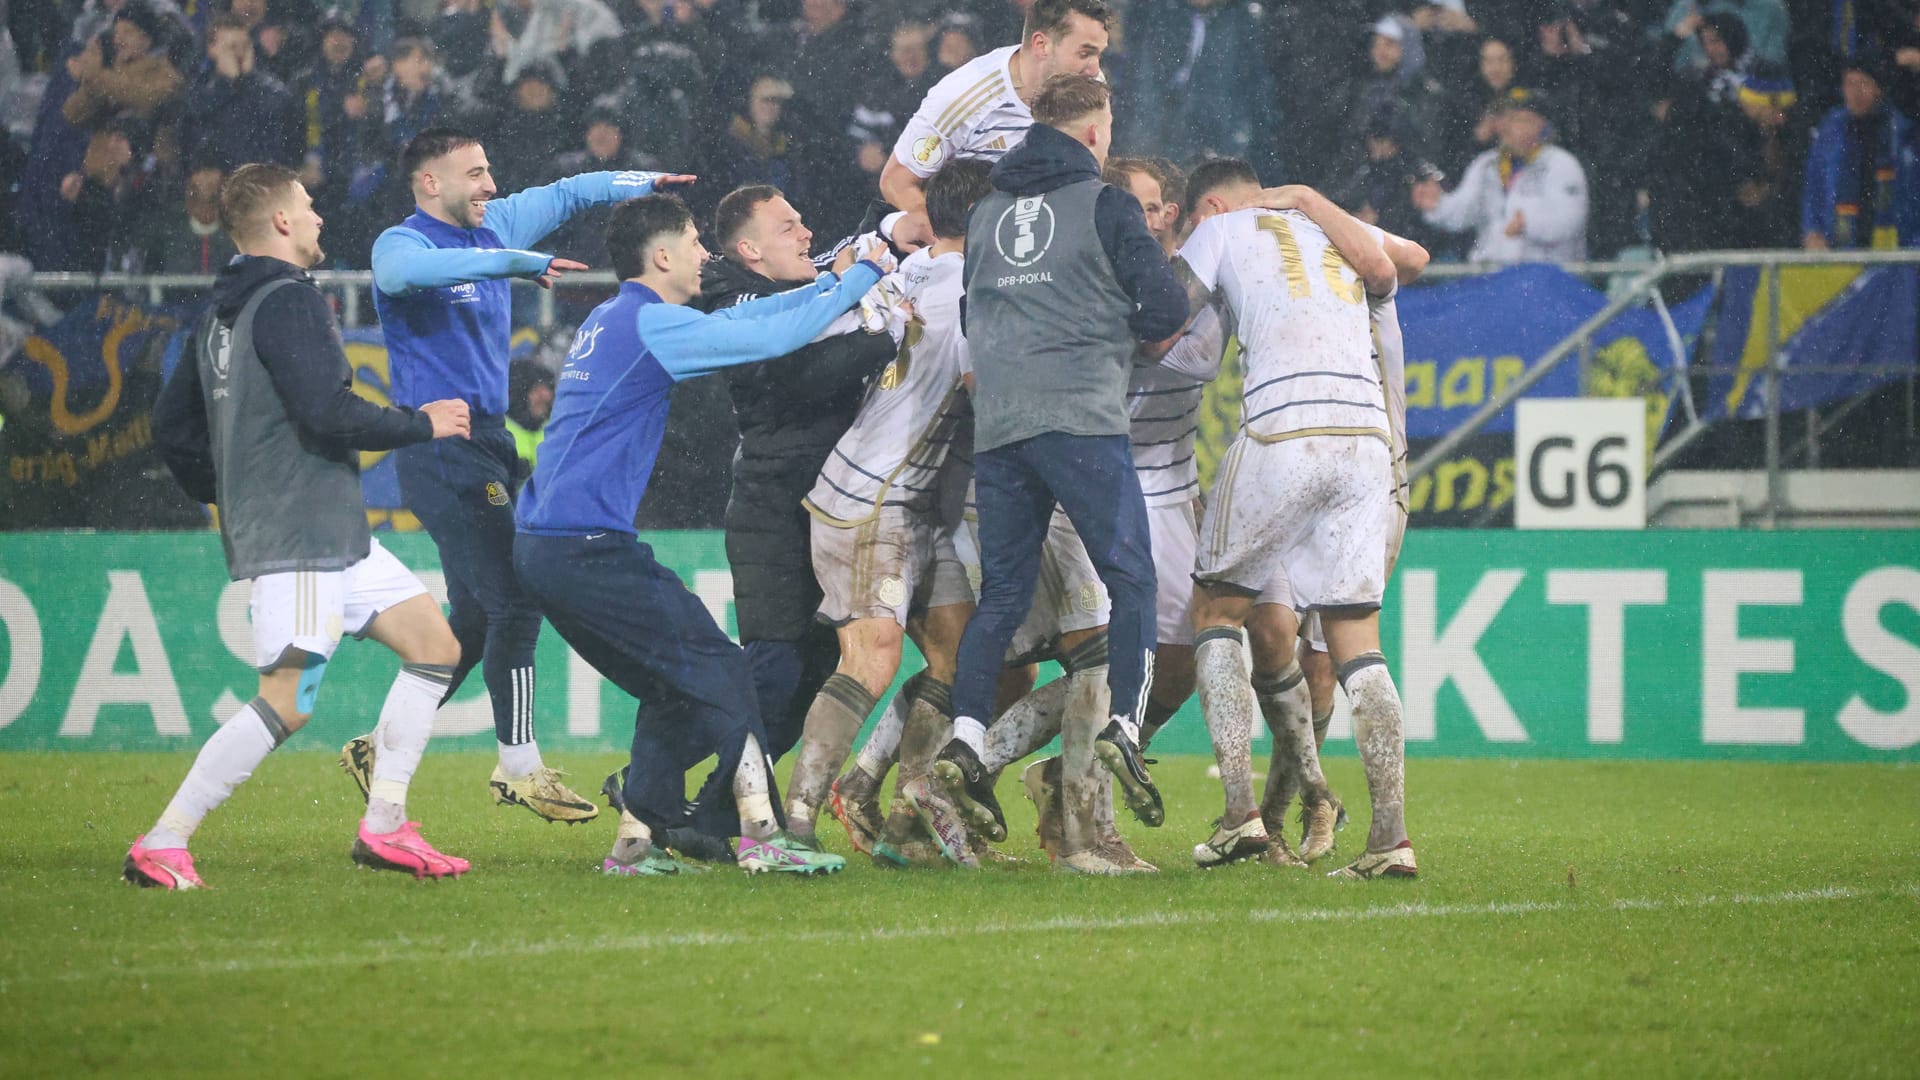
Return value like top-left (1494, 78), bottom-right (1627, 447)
top-left (1837, 567), bottom-right (1920, 750)
top-left (1401, 569), bottom-right (1527, 742)
top-left (61, 571), bottom-right (190, 738)
top-left (1545, 570), bottom-right (1668, 744)
top-left (1701, 570), bottom-right (1803, 744)
top-left (0, 579), bottom-right (43, 730)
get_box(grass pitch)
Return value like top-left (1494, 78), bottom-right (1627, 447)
top-left (1, 752), bottom-right (1915, 1078)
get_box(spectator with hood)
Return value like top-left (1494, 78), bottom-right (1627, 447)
top-left (61, 0), bottom-right (184, 181)
top-left (1803, 59), bottom-right (1919, 249)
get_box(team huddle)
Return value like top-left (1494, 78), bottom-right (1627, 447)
top-left (124, 0), bottom-right (1418, 888)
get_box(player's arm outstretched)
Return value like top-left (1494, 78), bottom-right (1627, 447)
top-left (485, 170), bottom-right (697, 253)
top-left (639, 256), bottom-right (894, 380)
top-left (373, 170), bottom-right (697, 295)
top-left (257, 284), bottom-right (470, 446)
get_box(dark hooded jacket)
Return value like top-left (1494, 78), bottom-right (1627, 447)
top-left (698, 252), bottom-right (894, 642)
top-left (155, 256), bottom-right (430, 508)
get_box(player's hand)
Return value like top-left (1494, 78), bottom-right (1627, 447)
top-left (1504, 210), bottom-right (1526, 238)
top-left (534, 257), bottom-right (589, 289)
top-left (1256, 184), bottom-right (1314, 212)
top-left (645, 173), bottom-right (698, 189)
top-left (891, 210), bottom-right (934, 253)
top-left (853, 232), bottom-right (898, 274)
top-left (421, 399), bottom-right (471, 440)
top-left (831, 243), bottom-right (858, 275)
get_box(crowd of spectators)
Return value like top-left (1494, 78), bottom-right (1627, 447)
top-left (3, 0), bottom-right (1920, 274)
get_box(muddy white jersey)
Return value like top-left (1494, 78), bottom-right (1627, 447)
top-left (805, 250), bottom-right (970, 526)
top-left (1370, 291), bottom-right (1409, 509)
top-left (1176, 208), bottom-right (1386, 445)
top-left (1127, 306), bottom-right (1220, 507)
top-left (892, 45), bottom-right (1031, 178)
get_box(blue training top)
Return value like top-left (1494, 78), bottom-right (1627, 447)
top-left (371, 171), bottom-right (665, 416)
top-left (516, 264), bottom-right (885, 537)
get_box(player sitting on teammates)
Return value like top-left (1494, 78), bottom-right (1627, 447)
top-left (1167, 159), bottom-right (1417, 879)
top-left (879, 0), bottom-right (1113, 248)
top-left (136, 163), bottom-right (474, 888)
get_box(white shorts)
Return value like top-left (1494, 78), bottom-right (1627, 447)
top-left (248, 538), bottom-right (427, 671)
top-left (1148, 499), bottom-right (1198, 646)
top-left (812, 507), bottom-right (974, 628)
top-left (1265, 487), bottom-right (1409, 654)
top-left (955, 505), bottom-right (1109, 661)
top-left (1198, 435), bottom-right (1391, 612)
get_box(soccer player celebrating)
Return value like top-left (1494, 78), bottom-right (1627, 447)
top-left (133, 164), bottom-right (475, 888)
top-left (879, 0), bottom-right (1112, 248)
top-left (1172, 160), bottom-right (1417, 879)
top-left (511, 193), bottom-right (893, 877)
top-left (1249, 206), bottom-right (1428, 864)
top-left (1104, 156), bottom-right (1208, 749)
top-left (346, 128), bottom-right (691, 823)
top-left (783, 160), bottom-right (993, 859)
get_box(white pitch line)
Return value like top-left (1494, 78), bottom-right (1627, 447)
top-left (14, 884), bottom-right (1913, 990)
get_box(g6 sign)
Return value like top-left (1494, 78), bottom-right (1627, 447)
top-left (1515, 399), bottom-right (1645, 529)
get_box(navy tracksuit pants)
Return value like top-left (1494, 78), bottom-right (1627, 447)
top-left (394, 416), bottom-right (542, 746)
top-left (952, 431), bottom-right (1157, 727)
top-left (512, 531), bottom-right (776, 835)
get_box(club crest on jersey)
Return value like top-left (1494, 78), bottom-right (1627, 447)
top-left (485, 481), bottom-right (509, 507)
top-left (994, 195), bottom-right (1054, 269)
top-left (911, 135), bottom-right (945, 167)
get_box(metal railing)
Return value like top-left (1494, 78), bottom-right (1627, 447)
top-left (23, 269), bottom-right (618, 330)
top-left (1404, 248), bottom-right (1920, 527)
top-left (26, 249), bottom-right (1920, 525)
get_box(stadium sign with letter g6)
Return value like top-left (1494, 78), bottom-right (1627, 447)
top-left (1514, 398), bottom-right (1646, 529)
top-left (0, 532), bottom-right (1914, 761)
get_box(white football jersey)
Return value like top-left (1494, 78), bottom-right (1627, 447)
top-left (1127, 306), bottom-right (1221, 508)
top-left (1176, 208), bottom-right (1386, 445)
top-left (891, 45), bottom-right (1032, 178)
top-left (805, 250), bottom-right (971, 526)
top-left (1369, 292), bottom-right (1409, 509)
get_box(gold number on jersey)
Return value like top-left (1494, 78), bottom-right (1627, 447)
top-left (880, 317), bottom-right (923, 391)
top-left (1256, 214), bottom-right (1312, 299)
top-left (1256, 214), bottom-right (1363, 305)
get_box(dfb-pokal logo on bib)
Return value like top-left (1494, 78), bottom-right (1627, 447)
top-left (210, 324), bottom-right (233, 380)
top-left (994, 195), bottom-right (1055, 268)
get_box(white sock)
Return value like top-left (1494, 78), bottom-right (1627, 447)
top-left (610, 810), bottom-right (653, 862)
top-left (853, 683), bottom-right (912, 778)
top-left (1344, 659), bottom-right (1409, 852)
top-left (733, 733), bottom-right (778, 840)
top-left (951, 714), bottom-right (987, 755)
top-left (1196, 631), bottom-right (1259, 823)
top-left (497, 738), bottom-right (543, 778)
top-left (147, 699), bottom-right (285, 849)
top-left (363, 665), bottom-right (446, 834)
top-left (981, 677), bottom-right (1069, 771)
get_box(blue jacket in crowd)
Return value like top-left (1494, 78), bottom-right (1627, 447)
top-left (1801, 105), bottom-right (1920, 248)
top-left (371, 171), bottom-right (665, 416)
